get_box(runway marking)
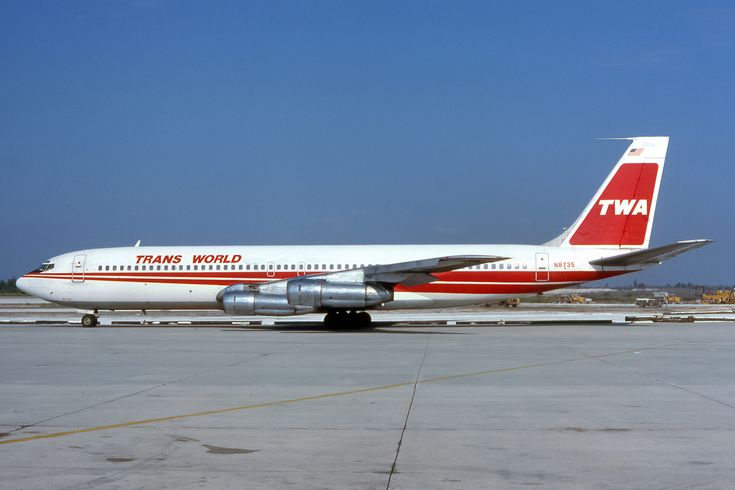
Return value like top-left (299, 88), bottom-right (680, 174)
top-left (0, 344), bottom-right (666, 446)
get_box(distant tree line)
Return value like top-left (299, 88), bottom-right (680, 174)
top-left (0, 278), bottom-right (21, 294)
top-left (610, 282), bottom-right (734, 291)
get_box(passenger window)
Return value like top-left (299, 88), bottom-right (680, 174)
top-left (164, 265), bottom-right (168, 271)
top-left (298, 264), bottom-right (303, 270)
top-left (291, 264), bottom-right (295, 270)
top-left (483, 264), bottom-right (488, 270)
top-left (193, 265), bottom-right (198, 271)
top-left (515, 264), bottom-right (520, 269)
top-left (307, 264), bottom-right (312, 270)
top-left (499, 264), bottom-right (504, 270)
top-left (329, 264), bottom-right (334, 270)
top-left (98, 266), bottom-right (102, 271)
top-left (134, 265), bottom-right (139, 271)
top-left (215, 265), bottom-right (220, 270)
top-left (276, 264), bottom-right (281, 270)
top-left (112, 266), bottom-right (117, 271)
top-left (523, 263), bottom-right (528, 269)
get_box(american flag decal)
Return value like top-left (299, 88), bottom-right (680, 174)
top-left (628, 148), bottom-right (643, 156)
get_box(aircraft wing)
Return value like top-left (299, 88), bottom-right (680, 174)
top-left (361, 255), bottom-right (509, 286)
top-left (589, 239), bottom-right (712, 267)
top-left (242, 255), bottom-right (510, 295)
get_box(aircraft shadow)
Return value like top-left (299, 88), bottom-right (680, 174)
top-left (222, 322), bottom-right (468, 335)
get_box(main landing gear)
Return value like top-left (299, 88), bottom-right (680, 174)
top-left (323, 310), bottom-right (372, 329)
top-left (81, 313), bottom-right (99, 328)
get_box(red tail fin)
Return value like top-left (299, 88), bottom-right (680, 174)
top-left (553, 137), bottom-right (668, 249)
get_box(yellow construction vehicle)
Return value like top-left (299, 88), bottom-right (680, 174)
top-left (701, 289), bottom-right (735, 304)
top-left (501, 297), bottom-right (521, 307)
top-left (557, 294), bottom-right (591, 304)
top-left (637, 292), bottom-right (682, 307)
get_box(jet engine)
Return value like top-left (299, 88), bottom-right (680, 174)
top-left (218, 278), bottom-right (393, 316)
top-left (286, 278), bottom-right (393, 309)
top-left (219, 289), bottom-right (312, 316)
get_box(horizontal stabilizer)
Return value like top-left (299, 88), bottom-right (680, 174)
top-left (589, 240), bottom-right (712, 267)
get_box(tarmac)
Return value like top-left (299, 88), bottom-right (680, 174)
top-left (1, 308), bottom-right (735, 489)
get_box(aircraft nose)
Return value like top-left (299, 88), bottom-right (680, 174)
top-left (15, 275), bottom-right (30, 295)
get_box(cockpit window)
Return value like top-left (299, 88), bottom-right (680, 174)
top-left (38, 261), bottom-right (55, 272)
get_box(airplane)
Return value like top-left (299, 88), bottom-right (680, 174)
top-left (16, 136), bottom-right (711, 328)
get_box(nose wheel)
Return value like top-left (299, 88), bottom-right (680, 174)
top-left (81, 314), bottom-right (98, 328)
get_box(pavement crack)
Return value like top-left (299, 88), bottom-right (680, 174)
top-left (8, 349), bottom-right (292, 435)
top-left (386, 337), bottom-right (429, 490)
top-left (593, 355), bottom-right (735, 412)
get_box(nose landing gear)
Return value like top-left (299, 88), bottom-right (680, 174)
top-left (81, 313), bottom-right (98, 328)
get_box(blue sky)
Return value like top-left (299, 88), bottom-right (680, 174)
top-left (1, 1), bottom-right (733, 285)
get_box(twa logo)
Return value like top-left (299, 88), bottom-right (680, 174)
top-left (598, 199), bottom-right (648, 216)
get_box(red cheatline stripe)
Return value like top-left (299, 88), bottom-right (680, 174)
top-left (25, 270), bottom-right (624, 282)
top-left (22, 271), bottom-right (626, 291)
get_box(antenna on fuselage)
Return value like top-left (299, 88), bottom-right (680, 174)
top-left (134, 240), bottom-right (141, 247)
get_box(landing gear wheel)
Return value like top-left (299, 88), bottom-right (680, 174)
top-left (323, 311), bottom-right (337, 328)
top-left (356, 311), bottom-right (372, 327)
top-left (81, 314), bottom-right (98, 328)
top-left (323, 310), bottom-right (350, 329)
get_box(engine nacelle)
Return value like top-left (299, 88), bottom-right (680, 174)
top-left (220, 288), bottom-right (314, 316)
top-left (218, 279), bottom-right (393, 316)
top-left (286, 278), bottom-right (393, 309)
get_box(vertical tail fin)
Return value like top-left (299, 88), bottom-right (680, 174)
top-left (548, 137), bottom-right (669, 249)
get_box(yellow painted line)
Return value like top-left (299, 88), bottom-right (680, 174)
top-left (0, 345), bottom-right (663, 446)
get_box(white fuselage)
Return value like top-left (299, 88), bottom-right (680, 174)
top-left (18, 244), bottom-right (633, 312)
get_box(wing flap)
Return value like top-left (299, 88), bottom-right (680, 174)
top-left (589, 239), bottom-right (712, 267)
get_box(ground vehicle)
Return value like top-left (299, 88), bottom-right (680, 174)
top-left (557, 294), bottom-right (591, 304)
top-left (636, 298), bottom-right (663, 307)
top-left (701, 289), bottom-right (735, 304)
top-left (502, 298), bottom-right (521, 307)
top-left (636, 292), bottom-right (681, 307)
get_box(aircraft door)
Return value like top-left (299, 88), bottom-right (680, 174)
top-left (535, 253), bottom-right (549, 281)
top-left (71, 254), bottom-right (87, 283)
